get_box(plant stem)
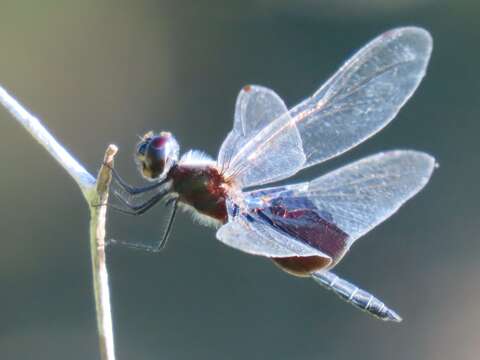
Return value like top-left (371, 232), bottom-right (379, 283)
top-left (0, 85), bottom-right (117, 360)
top-left (91, 145), bottom-right (118, 360)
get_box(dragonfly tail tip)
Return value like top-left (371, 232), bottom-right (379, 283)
top-left (385, 308), bottom-right (402, 323)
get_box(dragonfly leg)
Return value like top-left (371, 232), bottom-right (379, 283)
top-left (157, 198), bottom-right (178, 250)
top-left (312, 271), bottom-right (402, 322)
top-left (109, 189), bottom-right (168, 216)
top-left (111, 186), bottom-right (168, 208)
top-left (108, 164), bottom-right (168, 195)
top-left (109, 198), bottom-right (179, 253)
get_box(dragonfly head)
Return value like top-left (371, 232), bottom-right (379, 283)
top-left (135, 131), bottom-right (179, 180)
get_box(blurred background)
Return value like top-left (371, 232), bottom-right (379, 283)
top-left (0, 0), bottom-right (477, 359)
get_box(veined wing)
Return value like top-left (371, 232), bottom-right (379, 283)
top-left (218, 85), bottom-right (305, 187)
top-left (221, 27), bottom-right (432, 188)
top-left (216, 201), bottom-right (331, 260)
top-left (219, 85), bottom-right (290, 169)
top-left (246, 151), bottom-right (436, 263)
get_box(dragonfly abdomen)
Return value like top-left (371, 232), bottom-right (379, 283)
top-left (312, 271), bottom-right (402, 322)
top-left (246, 192), bottom-right (349, 276)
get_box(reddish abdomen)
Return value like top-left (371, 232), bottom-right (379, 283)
top-left (252, 193), bottom-right (349, 277)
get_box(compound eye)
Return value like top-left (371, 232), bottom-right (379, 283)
top-left (150, 136), bottom-right (168, 149)
top-left (137, 142), bottom-right (148, 156)
top-left (135, 131), bottom-right (179, 180)
top-left (143, 136), bottom-right (170, 178)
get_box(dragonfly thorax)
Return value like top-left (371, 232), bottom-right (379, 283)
top-left (168, 150), bottom-right (231, 226)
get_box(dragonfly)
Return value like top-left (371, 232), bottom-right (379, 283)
top-left (108, 27), bottom-right (435, 322)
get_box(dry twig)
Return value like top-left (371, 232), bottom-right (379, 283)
top-left (0, 85), bottom-right (117, 360)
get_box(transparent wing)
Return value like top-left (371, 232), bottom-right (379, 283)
top-left (219, 85), bottom-right (288, 168)
top-left (246, 151), bottom-right (435, 258)
top-left (218, 85), bottom-right (305, 187)
top-left (221, 27), bottom-right (432, 188)
top-left (216, 203), bottom-right (331, 260)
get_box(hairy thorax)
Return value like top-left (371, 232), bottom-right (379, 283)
top-left (169, 163), bottom-right (229, 226)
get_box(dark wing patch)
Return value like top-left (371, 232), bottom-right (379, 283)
top-left (249, 192), bottom-right (349, 262)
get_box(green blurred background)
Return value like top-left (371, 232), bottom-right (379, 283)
top-left (0, 1), bottom-right (478, 359)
